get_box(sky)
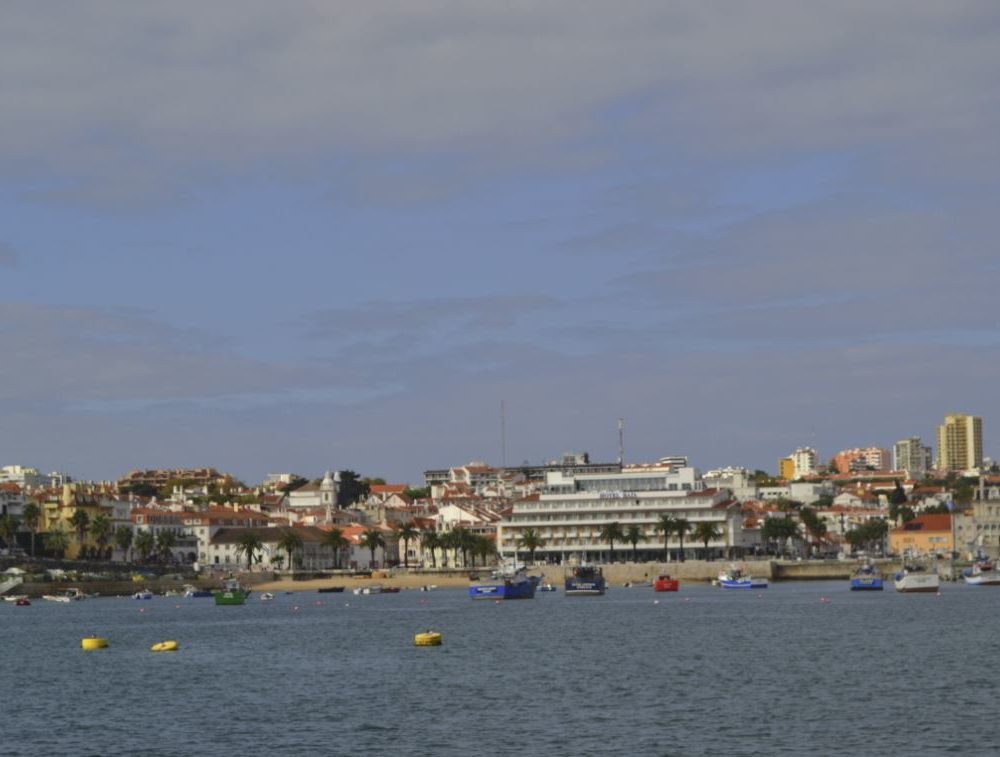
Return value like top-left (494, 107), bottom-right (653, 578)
top-left (1, 2), bottom-right (999, 486)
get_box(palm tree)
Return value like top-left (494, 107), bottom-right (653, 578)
top-left (69, 509), bottom-right (91, 553)
top-left (693, 521), bottom-right (721, 561)
top-left (656, 514), bottom-right (678, 562)
top-left (359, 528), bottom-right (385, 569)
top-left (451, 527), bottom-right (474, 567)
top-left (394, 521), bottom-right (419, 568)
top-left (234, 531), bottom-right (264, 570)
top-left (322, 527), bottom-right (349, 569)
top-left (114, 526), bottom-right (134, 562)
top-left (517, 528), bottom-right (546, 565)
top-left (0, 514), bottom-right (19, 552)
top-left (134, 531), bottom-right (156, 563)
top-left (277, 528), bottom-right (304, 572)
top-left (624, 524), bottom-right (643, 562)
top-left (674, 518), bottom-right (691, 562)
top-left (90, 514), bottom-right (113, 559)
top-left (420, 529), bottom-right (440, 568)
top-left (799, 506), bottom-right (828, 554)
top-left (599, 521), bottom-right (625, 563)
top-left (44, 526), bottom-right (71, 558)
top-left (22, 502), bottom-right (40, 557)
top-left (473, 535), bottom-right (495, 567)
top-left (156, 530), bottom-right (177, 563)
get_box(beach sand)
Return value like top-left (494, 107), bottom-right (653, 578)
top-left (252, 572), bottom-right (475, 593)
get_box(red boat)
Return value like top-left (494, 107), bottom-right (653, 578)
top-left (653, 575), bottom-right (679, 592)
top-left (15, 597), bottom-right (31, 606)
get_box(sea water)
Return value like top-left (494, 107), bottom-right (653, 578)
top-left (2, 581), bottom-right (997, 756)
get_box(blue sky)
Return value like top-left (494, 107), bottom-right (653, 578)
top-left (2, 2), bottom-right (999, 485)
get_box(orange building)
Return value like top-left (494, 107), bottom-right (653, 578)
top-left (889, 513), bottom-right (953, 557)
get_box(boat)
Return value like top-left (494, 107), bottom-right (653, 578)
top-left (259, 592), bottom-right (275, 601)
top-left (2, 594), bottom-right (28, 603)
top-left (849, 563), bottom-right (884, 591)
top-left (381, 587), bottom-right (401, 594)
top-left (469, 568), bottom-right (538, 600)
top-left (894, 564), bottom-right (940, 593)
top-left (15, 597), bottom-right (30, 606)
top-left (353, 585), bottom-right (384, 595)
top-left (133, 589), bottom-right (154, 600)
top-left (182, 584), bottom-right (213, 598)
top-left (42, 588), bottom-right (88, 602)
top-left (150, 640), bottom-right (179, 652)
top-left (717, 566), bottom-right (768, 589)
top-left (214, 577), bottom-right (251, 605)
top-left (317, 586), bottom-right (345, 593)
top-left (564, 565), bottom-right (606, 596)
top-left (653, 575), bottom-right (680, 592)
top-left (419, 584), bottom-right (438, 592)
top-left (537, 583), bottom-right (558, 592)
top-left (963, 561), bottom-right (1000, 586)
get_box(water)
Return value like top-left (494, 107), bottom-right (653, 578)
top-left (2, 582), bottom-right (997, 756)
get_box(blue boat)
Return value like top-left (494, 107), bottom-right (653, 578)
top-left (469, 569), bottom-right (538, 600)
top-left (565, 565), bottom-right (606, 596)
top-left (717, 566), bottom-right (768, 589)
top-left (849, 563), bottom-right (884, 591)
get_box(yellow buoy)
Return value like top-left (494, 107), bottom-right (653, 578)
top-left (150, 640), bottom-right (179, 652)
top-left (81, 637), bottom-right (108, 651)
top-left (414, 631), bottom-right (442, 647)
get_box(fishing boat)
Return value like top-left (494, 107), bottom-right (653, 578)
top-left (653, 575), bottom-right (680, 592)
top-left (214, 577), bottom-right (251, 605)
top-left (894, 564), bottom-right (940, 593)
top-left (963, 561), bottom-right (1000, 586)
top-left (182, 584), bottom-right (213, 598)
top-left (42, 588), bottom-right (88, 602)
top-left (133, 589), bottom-right (154, 600)
top-left (849, 563), bottom-right (884, 591)
top-left (565, 565), bottom-right (606, 596)
top-left (469, 568), bottom-right (537, 600)
top-left (717, 566), bottom-right (768, 589)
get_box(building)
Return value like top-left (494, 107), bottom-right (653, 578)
top-left (893, 437), bottom-right (933, 479)
top-left (832, 447), bottom-right (891, 474)
top-left (787, 448), bottom-right (817, 479)
top-left (936, 414), bottom-right (983, 472)
top-left (889, 513), bottom-right (954, 557)
top-left (778, 458), bottom-right (795, 480)
top-left (497, 464), bottom-right (751, 563)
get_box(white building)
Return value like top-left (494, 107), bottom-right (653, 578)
top-left (790, 448), bottom-right (817, 478)
top-left (893, 437), bottom-right (933, 478)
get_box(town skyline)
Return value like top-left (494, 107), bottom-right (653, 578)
top-left (2, 4), bottom-right (998, 489)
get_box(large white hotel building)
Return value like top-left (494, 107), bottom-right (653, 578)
top-left (497, 460), bottom-right (752, 563)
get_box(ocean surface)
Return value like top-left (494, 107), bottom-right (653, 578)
top-left (2, 580), bottom-right (998, 756)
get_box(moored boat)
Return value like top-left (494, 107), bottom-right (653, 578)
top-left (894, 565), bottom-right (940, 593)
top-left (653, 575), bottom-right (679, 592)
top-left (42, 588), bottom-right (88, 602)
top-left (317, 586), bottom-right (345, 593)
top-left (963, 562), bottom-right (1000, 586)
top-left (718, 566), bottom-right (767, 589)
top-left (850, 563), bottom-right (884, 591)
top-left (214, 578), bottom-right (251, 605)
top-left (133, 589), bottom-right (154, 600)
top-left (565, 565), bottom-right (606, 596)
top-left (182, 584), bottom-right (213, 598)
top-left (469, 568), bottom-right (537, 600)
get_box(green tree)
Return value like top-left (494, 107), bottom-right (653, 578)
top-left (624, 524), bottom-right (643, 562)
top-left (156, 530), bottom-right (177, 563)
top-left (69, 509), bottom-right (91, 551)
top-left (599, 521), bottom-right (625, 563)
top-left (394, 521), bottom-right (419, 568)
top-left (359, 528), bottom-right (386, 568)
top-left (403, 486), bottom-right (431, 500)
top-left (22, 502), bottom-right (40, 557)
top-left (234, 531), bottom-right (264, 570)
top-left (277, 528), bottom-right (304, 572)
top-left (420, 529), bottom-right (440, 568)
top-left (322, 527), bottom-right (349, 569)
top-left (114, 526), bottom-right (134, 562)
top-left (674, 518), bottom-right (691, 562)
top-left (451, 527), bottom-right (474, 567)
top-left (44, 525), bottom-right (71, 558)
top-left (90, 514), bottom-right (113, 559)
top-left (278, 476), bottom-right (309, 494)
top-left (692, 521), bottom-right (721, 561)
top-left (473, 535), bottom-right (495, 567)
top-left (761, 516), bottom-right (798, 556)
top-left (517, 528), bottom-right (546, 564)
top-left (134, 531), bottom-right (156, 563)
top-left (655, 514), bottom-right (678, 562)
top-left (799, 506), bottom-right (828, 552)
top-left (336, 470), bottom-right (370, 507)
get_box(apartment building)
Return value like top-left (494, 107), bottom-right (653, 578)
top-left (936, 414), bottom-right (983, 471)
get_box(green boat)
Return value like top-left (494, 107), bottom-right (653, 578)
top-left (214, 578), bottom-right (251, 605)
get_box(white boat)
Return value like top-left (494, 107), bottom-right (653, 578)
top-left (133, 589), bottom-right (154, 600)
top-left (718, 566), bottom-right (768, 589)
top-left (352, 585), bottom-right (383, 595)
top-left (894, 566), bottom-right (940, 593)
top-left (2, 594), bottom-right (28, 603)
top-left (42, 588), bottom-right (88, 602)
top-left (963, 562), bottom-right (1000, 586)
top-left (259, 592), bottom-right (275, 601)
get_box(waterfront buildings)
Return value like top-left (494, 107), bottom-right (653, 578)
top-left (889, 513), bottom-right (954, 557)
top-left (894, 437), bottom-right (933, 479)
top-left (936, 414), bottom-right (983, 472)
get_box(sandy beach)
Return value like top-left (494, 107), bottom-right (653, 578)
top-left (252, 572), bottom-right (476, 593)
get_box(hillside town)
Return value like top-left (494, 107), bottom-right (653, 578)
top-left (0, 414), bottom-right (996, 572)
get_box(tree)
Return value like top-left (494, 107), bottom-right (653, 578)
top-left (22, 502), bottom-right (40, 557)
top-left (277, 528), bottom-right (304, 572)
top-left (403, 486), bottom-right (431, 500)
top-left (394, 521), bottom-right (419, 568)
top-left (69, 509), bottom-right (91, 551)
top-left (234, 531), bottom-right (264, 570)
top-left (599, 521), bottom-right (625, 563)
top-left (359, 528), bottom-right (385, 568)
top-left (693, 521), bottom-right (721, 561)
top-left (278, 476), bottom-right (309, 494)
top-left (761, 516), bottom-right (798, 556)
top-left (799, 507), bottom-right (828, 553)
top-left (114, 526), bottom-right (134, 562)
top-left (472, 535), bottom-right (495, 567)
top-left (134, 531), bottom-right (156, 563)
top-left (517, 528), bottom-right (546, 564)
top-left (0, 514), bottom-right (19, 551)
top-left (90, 514), bottom-right (113, 559)
top-left (655, 514), bottom-right (678, 562)
top-left (156, 530), bottom-right (177, 563)
top-left (336, 470), bottom-right (370, 507)
top-left (420, 529), bottom-right (440, 568)
top-left (322, 528), bottom-right (349, 569)
top-left (624, 524), bottom-right (643, 562)
top-left (451, 527), bottom-right (474, 567)
top-left (44, 526), bottom-right (70, 558)
top-left (674, 518), bottom-right (691, 562)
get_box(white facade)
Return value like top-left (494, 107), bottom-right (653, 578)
top-left (790, 448), bottom-right (817, 478)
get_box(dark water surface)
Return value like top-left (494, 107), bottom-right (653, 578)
top-left (2, 581), bottom-right (998, 756)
